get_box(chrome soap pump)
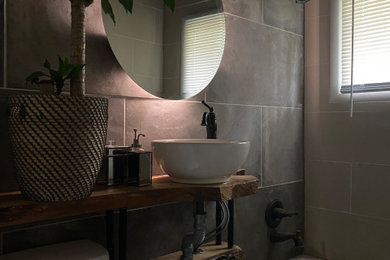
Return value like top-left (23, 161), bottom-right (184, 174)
top-left (128, 129), bottom-right (152, 186)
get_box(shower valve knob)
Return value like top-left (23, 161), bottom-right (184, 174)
top-left (265, 199), bottom-right (298, 228)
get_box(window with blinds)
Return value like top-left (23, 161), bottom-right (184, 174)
top-left (181, 12), bottom-right (225, 98)
top-left (340, 0), bottom-right (390, 93)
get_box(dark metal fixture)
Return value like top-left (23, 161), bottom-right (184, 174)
top-left (130, 128), bottom-right (145, 150)
top-left (265, 199), bottom-right (298, 228)
top-left (201, 100), bottom-right (217, 139)
top-left (270, 230), bottom-right (303, 247)
top-left (181, 200), bottom-right (231, 260)
top-left (181, 201), bottom-right (207, 260)
top-left (265, 199), bottom-right (303, 247)
top-left (296, 0), bottom-right (310, 3)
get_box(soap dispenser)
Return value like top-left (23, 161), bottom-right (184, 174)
top-left (127, 129), bottom-right (152, 186)
top-left (130, 129), bottom-right (145, 152)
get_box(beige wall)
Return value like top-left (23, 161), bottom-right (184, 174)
top-left (304, 0), bottom-right (390, 259)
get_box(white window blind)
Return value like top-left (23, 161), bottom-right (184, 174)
top-left (182, 12), bottom-right (225, 98)
top-left (341, 0), bottom-right (390, 93)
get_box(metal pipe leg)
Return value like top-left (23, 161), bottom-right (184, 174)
top-left (216, 202), bottom-right (222, 245)
top-left (106, 210), bottom-right (115, 260)
top-left (228, 200), bottom-right (234, 249)
top-left (119, 208), bottom-right (127, 260)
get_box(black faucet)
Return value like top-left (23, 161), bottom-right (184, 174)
top-left (201, 100), bottom-right (217, 139)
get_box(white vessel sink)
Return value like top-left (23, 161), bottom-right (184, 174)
top-left (152, 139), bottom-right (250, 184)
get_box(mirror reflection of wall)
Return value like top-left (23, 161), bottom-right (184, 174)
top-left (102, 0), bottom-right (225, 100)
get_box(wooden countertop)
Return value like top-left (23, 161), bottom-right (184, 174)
top-left (0, 175), bottom-right (258, 228)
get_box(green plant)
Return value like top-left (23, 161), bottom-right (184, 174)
top-left (26, 57), bottom-right (85, 95)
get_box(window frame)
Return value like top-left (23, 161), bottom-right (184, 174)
top-left (329, 0), bottom-right (390, 102)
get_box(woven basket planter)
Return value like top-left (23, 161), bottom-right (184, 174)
top-left (8, 95), bottom-right (108, 201)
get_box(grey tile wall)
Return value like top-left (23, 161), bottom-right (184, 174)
top-left (0, 0), bottom-right (304, 259)
top-left (262, 107), bottom-right (303, 186)
top-left (263, 0), bottom-right (304, 36)
top-left (222, 0), bottom-right (262, 23)
top-left (207, 14), bottom-right (303, 107)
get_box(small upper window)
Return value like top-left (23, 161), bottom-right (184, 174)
top-left (340, 0), bottom-right (390, 94)
top-left (181, 12), bottom-right (225, 98)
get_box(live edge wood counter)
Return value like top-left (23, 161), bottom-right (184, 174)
top-left (0, 175), bottom-right (258, 228)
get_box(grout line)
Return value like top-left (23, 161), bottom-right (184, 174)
top-left (261, 179), bottom-right (304, 189)
top-left (207, 101), bottom-right (303, 110)
top-left (306, 159), bottom-right (390, 168)
top-left (224, 12), bottom-right (303, 38)
top-left (307, 206), bottom-right (352, 215)
top-left (223, 12), bottom-right (262, 25)
top-left (261, 22), bottom-right (304, 38)
top-left (307, 206), bottom-right (390, 223)
top-left (0, 88), bottom-right (304, 111)
top-left (305, 159), bottom-right (352, 165)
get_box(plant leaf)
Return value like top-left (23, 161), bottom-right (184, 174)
top-left (102, 0), bottom-right (116, 25)
top-left (66, 64), bottom-right (85, 80)
top-left (163, 0), bottom-right (175, 12)
top-left (44, 59), bottom-right (51, 70)
top-left (49, 69), bottom-right (61, 82)
top-left (25, 71), bottom-right (49, 84)
top-left (118, 0), bottom-right (133, 14)
top-left (58, 56), bottom-right (64, 72)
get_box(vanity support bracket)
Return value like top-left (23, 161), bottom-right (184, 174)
top-left (106, 210), bottom-right (115, 259)
top-left (119, 208), bottom-right (127, 260)
top-left (228, 200), bottom-right (234, 249)
top-left (215, 199), bottom-right (235, 248)
top-left (216, 202), bottom-right (222, 245)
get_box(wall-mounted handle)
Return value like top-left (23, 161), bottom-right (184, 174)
top-left (265, 199), bottom-right (298, 228)
top-left (272, 208), bottom-right (298, 218)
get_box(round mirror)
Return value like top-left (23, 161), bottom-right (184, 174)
top-left (102, 0), bottom-right (225, 100)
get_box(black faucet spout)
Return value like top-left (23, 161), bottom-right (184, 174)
top-left (201, 100), bottom-right (217, 139)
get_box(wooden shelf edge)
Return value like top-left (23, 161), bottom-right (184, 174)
top-left (0, 175), bottom-right (259, 228)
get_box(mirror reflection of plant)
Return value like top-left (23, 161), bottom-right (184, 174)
top-left (26, 57), bottom-right (85, 95)
top-left (101, 0), bottom-right (175, 24)
top-left (69, 0), bottom-right (175, 97)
